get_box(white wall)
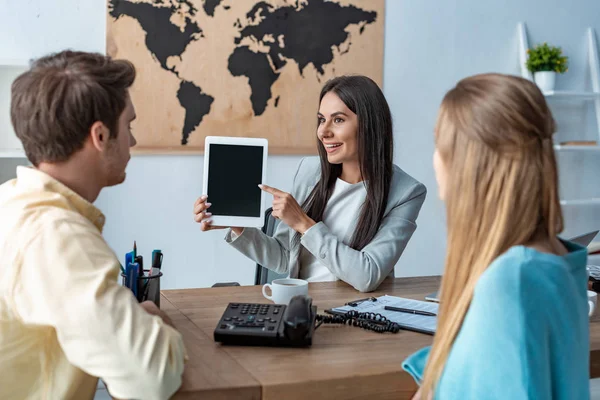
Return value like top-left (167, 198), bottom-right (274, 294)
top-left (0, 0), bottom-right (106, 59)
top-left (2, 0), bottom-right (600, 289)
top-left (385, 0), bottom-right (600, 276)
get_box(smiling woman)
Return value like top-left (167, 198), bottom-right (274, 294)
top-left (193, 75), bottom-right (427, 292)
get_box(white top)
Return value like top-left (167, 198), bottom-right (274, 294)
top-left (299, 178), bottom-right (367, 281)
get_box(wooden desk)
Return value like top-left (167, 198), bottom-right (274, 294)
top-left (161, 276), bottom-right (600, 399)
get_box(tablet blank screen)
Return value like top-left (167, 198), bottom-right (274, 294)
top-left (207, 144), bottom-right (264, 217)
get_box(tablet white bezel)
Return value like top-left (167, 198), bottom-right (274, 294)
top-left (202, 136), bottom-right (268, 228)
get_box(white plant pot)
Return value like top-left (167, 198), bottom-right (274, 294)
top-left (533, 71), bottom-right (556, 92)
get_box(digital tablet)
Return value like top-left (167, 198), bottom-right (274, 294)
top-left (202, 136), bottom-right (268, 228)
top-left (424, 291), bottom-right (440, 303)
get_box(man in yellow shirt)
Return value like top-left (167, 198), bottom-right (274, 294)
top-left (0, 51), bottom-right (186, 399)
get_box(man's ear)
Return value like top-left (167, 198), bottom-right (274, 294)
top-left (90, 121), bottom-right (110, 152)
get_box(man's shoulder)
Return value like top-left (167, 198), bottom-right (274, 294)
top-left (0, 187), bottom-right (96, 239)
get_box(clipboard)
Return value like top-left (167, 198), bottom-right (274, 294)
top-left (329, 295), bottom-right (438, 335)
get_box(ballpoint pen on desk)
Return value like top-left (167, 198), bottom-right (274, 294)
top-left (384, 306), bottom-right (437, 317)
top-left (345, 297), bottom-right (377, 307)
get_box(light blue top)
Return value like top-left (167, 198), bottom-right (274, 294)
top-left (403, 240), bottom-right (590, 399)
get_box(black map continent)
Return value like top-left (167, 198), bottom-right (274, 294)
top-left (228, 0), bottom-right (377, 116)
top-left (109, 0), bottom-right (202, 72)
top-left (178, 81), bottom-right (214, 145)
top-left (203, 0), bottom-right (224, 16)
top-left (228, 47), bottom-right (280, 116)
top-left (109, 0), bottom-right (214, 145)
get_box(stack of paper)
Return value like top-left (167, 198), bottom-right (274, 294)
top-left (331, 295), bottom-right (439, 335)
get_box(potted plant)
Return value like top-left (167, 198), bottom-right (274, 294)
top-left (526, 42), bottom-right (569, 92)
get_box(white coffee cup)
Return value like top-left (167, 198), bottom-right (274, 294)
top-left (262, 278), bottom-right (308, 304)
top-left (589, 290), bottom-right (597, 317)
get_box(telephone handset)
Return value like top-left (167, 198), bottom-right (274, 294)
top-left (282, 295), bottom-right (316, 342)
top-left (214, 295), bottom-right (317, 347)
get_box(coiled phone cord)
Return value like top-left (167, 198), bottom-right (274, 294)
top-left (315, 310), bottom-right (401, 334)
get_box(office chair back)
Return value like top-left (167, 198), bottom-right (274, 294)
top-left (254, 208), bottom-right (288, 285)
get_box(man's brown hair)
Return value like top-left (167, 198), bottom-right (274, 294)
top-left (10, 50), bottom-right (136, 166)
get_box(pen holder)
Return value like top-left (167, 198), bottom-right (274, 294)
top-left (121, 269), bottom-right (163, 308)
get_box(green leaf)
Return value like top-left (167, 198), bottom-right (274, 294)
top-left (526, 42), bottom-right (569, 73)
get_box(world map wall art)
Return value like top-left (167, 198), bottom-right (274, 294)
top-left (107, 0), bottom-right (384, 154)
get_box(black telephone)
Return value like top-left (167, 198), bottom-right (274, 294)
top-left (214, 295), bottom-right (402, 347)
top-left (213, 295), bottom-right (317, 347)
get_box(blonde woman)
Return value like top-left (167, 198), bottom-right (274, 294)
top-left (403, 73), bottom-right (590, 399)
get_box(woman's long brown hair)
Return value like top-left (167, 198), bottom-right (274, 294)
top-left (421, 73), bottom-right (563, 396)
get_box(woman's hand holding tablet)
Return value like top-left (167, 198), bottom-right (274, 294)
top-left (193, 195), bottom-right (244, 234)
top-left (193, 195), bottom-right (228, 230)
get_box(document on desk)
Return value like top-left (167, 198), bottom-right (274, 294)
top-left (331, 295), bottom-right (439, 335)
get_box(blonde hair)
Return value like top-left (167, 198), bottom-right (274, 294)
top-left (421, 73), bottom-right (563, 395)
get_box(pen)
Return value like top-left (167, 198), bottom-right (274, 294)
top-left (125, 252), bottom-right (133, 269)
top-left (129, 262), bottom-right (139, 298)
top-left (384, 306), bottom-right (436, 317)
top-left (125, 261), bottom-right (139, 294)
top-left (143, 277), bottom-right (151, 301)
top-left (135, 255), bottom-right (144, 301)
top-left (124, 252), bottom-right (133, 284)
top-left (152, 250), bottom-right (163, 271)
top-left (345, 296), bottom-right (377, 307)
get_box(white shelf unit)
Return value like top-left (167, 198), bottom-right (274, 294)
top-left (560, 198), bottom-right (600, 206)
top-left (553, 144), bottom-right (600, 152)
top-left (543, 90), bottom-right (600, 101)
top-left (519, 23), bottom-right (600, 206)
top-left (0, 62), bottom-right (29, 158)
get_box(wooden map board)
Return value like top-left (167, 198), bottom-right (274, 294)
top-left (107, 0), bottom-right (384, 154)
